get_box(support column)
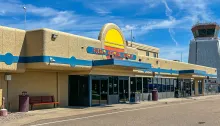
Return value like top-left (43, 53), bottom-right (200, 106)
top-left (141, 77), bottom-right (143, 101)
top-left (128, 77), bottom-right (131, 103)
top-left (194, 79), bottom-right (199, 96)
top-left (191, 79), bottom-right (193, 96)
top-left (202, 79), bottom-right (205, 96)
top-left (88, 76), bottom-right (92, 107)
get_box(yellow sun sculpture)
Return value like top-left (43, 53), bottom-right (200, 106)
top-left (104, 29), bottom-right (125, 59)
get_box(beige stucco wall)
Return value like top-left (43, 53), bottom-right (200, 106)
top-left (0, 71), bottom-right (69, 112)
top-left (0, 26), bottom-right (25, 72)
top-left (58, 72), bottom-right (69, 107)
top-left (138, 55), bottom-right (216, 75)
top-left (0, 25), bottom-right (217, 76)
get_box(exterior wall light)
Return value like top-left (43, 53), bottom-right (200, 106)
top-left (51, 34), bottom-right (58, 41)
top-left (5, 74), bottom-right (12, 81)
top-left (49, 57), bottom-right (56, 63)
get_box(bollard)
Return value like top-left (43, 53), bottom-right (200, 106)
top-left (0, 97), bottom-right (8, 116)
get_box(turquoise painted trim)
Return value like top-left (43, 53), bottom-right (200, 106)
top-left (139, 68), bottom-right (217, 77)
top-left (140, 68), bottom-right (178, 75)
top-left (179, 70), bottom-right (217, 77)
top-left (0, 53), bottom-right (217, 78)
top-left (0, 53), bottom-right (92, 66)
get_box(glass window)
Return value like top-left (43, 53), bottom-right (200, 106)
top-left (166, 79), bottom-right (170, 92)
top-left (146, 51), bottom-right (150, 56)
top-left (130, 77), bottom-right (136, 93)
top-left (143, 78), bottom-right (149, 93)
top-left (192, 80), bottom-right (195, 91)
top-left (113, 76), bottom-right (118, 94)
top-left (109, 76), bottom-right (113, 95)
top-left (153, 52), bottom-right (157, 58)
top-left (162, 78), bottom-right (166, 92)
top-left (137, 77), bottom-right (142, 93)
top-left (153, 78), bottom-right (157, 89)
top-left (207, 29), bottom-right (215, 36)
top-left (198, 29), bottom-right (207, 37)
top-left (174, 79), bottom-right (178, 91)
top-left (170, 79), bottom-right (174, 92)
top-left (148, 78), bottom-right (153, 92)
top-left (157, 78), bottom-right (162, 92)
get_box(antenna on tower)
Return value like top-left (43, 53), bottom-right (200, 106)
top-left (130, 30), bottom-right (133, 47)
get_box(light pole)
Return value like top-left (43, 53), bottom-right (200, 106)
top-left (181, 52), bottom-right (182, 62)
top-left (23, 6), bottom-right (26, 30)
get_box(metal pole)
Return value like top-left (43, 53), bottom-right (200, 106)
top-left (181, 52), bottom-right (182, 62)
top-left (128, 77), bottom-right (131, 103)
top-left (23, 6), bottom-right (26, 30)
top-left (24, 9), bottom-right (26, 30)
top-left (131, 30), bottom-right (132, 47)
top-left (7, 81), bottom-right (9, 111)
top-left (141, 77), bottom-right (143, 101)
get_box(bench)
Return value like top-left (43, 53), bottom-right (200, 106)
top-left (29, 96), bottom-right (59, 110)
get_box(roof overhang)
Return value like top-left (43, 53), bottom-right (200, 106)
top-left (179, 70), bottom-right (217, 78)
top-left (92, 59), bottom-right (151, 69)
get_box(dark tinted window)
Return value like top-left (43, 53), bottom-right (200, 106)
top-left (137, 77), bottom-right (142, 93)
top-left (207, 29), bottom-right (215, 36)
top-left (198, 29), bottom-right (207, 37)
top-left (153, 53), bottom-right (157, 58)
top-left (143, 78), bottom-right (149, 93)
top-left (146, 51), bottom-right (150, 56)
top-left (148, 78), bottom-right (153, 92)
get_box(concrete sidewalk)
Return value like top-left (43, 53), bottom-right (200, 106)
top-left (2, 94), bottom-right (220, 126)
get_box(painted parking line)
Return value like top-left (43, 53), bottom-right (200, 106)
top-left (30, 97), bottom-right (220, 126)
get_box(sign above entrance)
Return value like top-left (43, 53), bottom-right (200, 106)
top-left (87, 46), bottom-right (136, 60)
top-left (97, 23), bottom-right (130, 59)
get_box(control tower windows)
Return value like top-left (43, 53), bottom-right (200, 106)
top-left (207, 29), bottom-right (215, 36)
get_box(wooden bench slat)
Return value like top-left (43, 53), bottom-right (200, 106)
top-left (31, 102), bottom-right (59, 105)
top-left (29, 96), bottom-right (59, 110)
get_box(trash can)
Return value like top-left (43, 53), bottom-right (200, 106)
top-left (19, 91), bottom-right (29, 112)
top-left (152, 88), bottom-right (158, 101)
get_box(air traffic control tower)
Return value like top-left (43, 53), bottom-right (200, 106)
top-left (188, 22), bottom-right (220, 82)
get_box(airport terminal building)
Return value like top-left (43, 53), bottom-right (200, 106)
top-left (0, 23), bottom-right (217, 111)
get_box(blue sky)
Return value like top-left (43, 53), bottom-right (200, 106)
top-left (1, 0), bottom-right (220, 62)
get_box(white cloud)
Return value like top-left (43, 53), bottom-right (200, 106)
top-left (27, 5), bottom-right (58, 17)
top-left (173, 0), bottom-right (214, 23)
top-left (168, 29), bottom-right (178, 46)
top-left (162, 0), bottom-right (178, 46)
top-left (91, 7), bottom-right (111, 15)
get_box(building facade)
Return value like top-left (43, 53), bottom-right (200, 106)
top-left (0, 23), bottom-right (217, 112)
top-left (188, 23), bottom-right (220, 83)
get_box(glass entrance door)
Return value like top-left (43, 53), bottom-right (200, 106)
top-left (100, 80), bottom-right (108, 105)
top-left (92, 79), bottom-right (108, 106)
top-left (92, 80), bottom-right (100, 105)
top-left (119, 80), bottom-right (129, 103)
